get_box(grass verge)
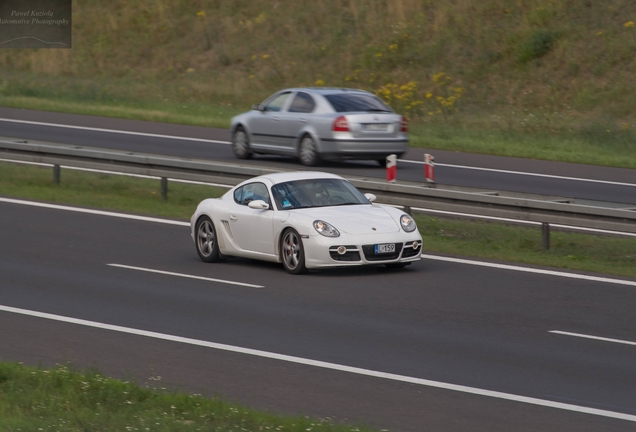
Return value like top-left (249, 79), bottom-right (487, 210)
top-left (1, 161), bottom-right (634, 279)
top-left (0, 361), bottom-right (376, 432)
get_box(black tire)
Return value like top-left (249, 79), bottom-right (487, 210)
top-left (298, 135), bottom-right (321, 166)
top-left (232, 126), bottom-right (253, 159)
top-left (280, 228), bottom-right (307, 274)
top-left (195, 216), bottom-right (225, 263)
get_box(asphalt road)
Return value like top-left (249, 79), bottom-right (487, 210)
top-left (1, 199), bottom-right (635, 431)
top-left (1, 107), bottom-right (635, 204)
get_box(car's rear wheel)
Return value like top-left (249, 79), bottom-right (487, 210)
top-left (195, 216), bottom-right (224, 263)
top-left (232, 127), bottom-right (253, 159)
top-left (280, 228), bottom-right (307, 274)
top-left (299, 135), bottom-right (321, 166)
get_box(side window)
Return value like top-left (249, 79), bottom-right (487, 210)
top-left (234, 182), bottom-right (271, 206)
top-left (263, 92), bottom-right (291, 112)
top-left (288, 92), bottom-right (316, 113)
top-left (233, 186), bottom-right (243, 204)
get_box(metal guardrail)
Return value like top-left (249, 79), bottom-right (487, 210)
top-left (1, 137), bottom-right (635, 246)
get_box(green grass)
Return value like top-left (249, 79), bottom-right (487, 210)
top-left (0, 361), bottom-right (377, 432)
top-left (416, 215), bottom-right (636, 279)
top-left (1, 161), bottom-right (634, 279)
top-left (0, 162), bottom-right (227, 220)
top-left (1, 0), bottom-right (636, 168)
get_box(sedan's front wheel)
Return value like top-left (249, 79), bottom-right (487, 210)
top-left (280, 229), bottom-right (307, 274)
top-left (232, 127), bottom-right (253, 159)
top-left (195, 216), bottom-right (224, 263)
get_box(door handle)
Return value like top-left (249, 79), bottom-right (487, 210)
top-left (230, 215), bottom-right (238, 221)
top-left (272, 116), bottom-right (280, 121)
top-left (299, 118), bottom-right (307, 123)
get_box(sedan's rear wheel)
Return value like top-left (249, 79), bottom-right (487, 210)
top-left (280, 229), bottom-right (307, 274)
top-left (232, 127), bottom-right (253, 159)
top-left (195, 216), bottom-right (224, 263)
top-left (299, 135), bottom-right (321, 166)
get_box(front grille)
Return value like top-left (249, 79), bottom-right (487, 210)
top-left (329, 245), bottom-right (361, 262)
top-left (362, 243), bottom-right (403, 261)
top-left (401, 241), bottom-right (421, 258)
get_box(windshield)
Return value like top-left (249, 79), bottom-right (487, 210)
top-left (271, 179), bottom-right (370, 210)
top-left (324, 93), bottom-right (393, 113)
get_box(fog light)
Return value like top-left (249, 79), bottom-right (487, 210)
top-left (337, 246), bottom-right (347, 255)
top-left (412, 241), bottom-right (420, 249)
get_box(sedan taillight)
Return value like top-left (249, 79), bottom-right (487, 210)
top-left (333, 115), bottom-right (349, 132)
top-left (401, 116), bottom-right (408, 132)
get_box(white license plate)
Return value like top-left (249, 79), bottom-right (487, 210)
top-left (375, 243), bottom-right (395, 254)
top-left (363, 123), bottom-right (388, 131)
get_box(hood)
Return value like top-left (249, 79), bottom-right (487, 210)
top-left (293, 205), bottom-right (400, 235)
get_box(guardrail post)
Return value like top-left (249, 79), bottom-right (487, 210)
top-left (542, 222), bottom-right (550, 250)
top-left (161, 177), bottom-right (168, 200)
top-left (53, 164), bottom-right (61, 185)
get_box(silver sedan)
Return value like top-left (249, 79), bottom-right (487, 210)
top-left (229, 87), bottom-right (409, 166)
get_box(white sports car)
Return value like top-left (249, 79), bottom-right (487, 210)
top-left (190, 171), bottom-right (422, 274)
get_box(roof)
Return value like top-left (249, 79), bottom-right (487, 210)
top-left (284, 87), bottom-right (372, 96)
top-left (257, 171), bottom-right (344, 185)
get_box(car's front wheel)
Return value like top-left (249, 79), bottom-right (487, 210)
top-left (280, 228), bottom-right (307, 274)
top-left (299, 135), bottom-right (321, 166)
top-left (195, 216), bottom-right (225, 263)
top-left (232, 127), bottom-right (253, 159)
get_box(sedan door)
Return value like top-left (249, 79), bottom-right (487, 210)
top-left (277, 91), bottom-right (317, 153)
top-left (249, 91), bottom-right (292, 152)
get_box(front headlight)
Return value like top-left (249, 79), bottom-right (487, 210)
top-left (313, 220), bottom-right (340, 237)
top-left (400, 214), bottom-right (416, 232)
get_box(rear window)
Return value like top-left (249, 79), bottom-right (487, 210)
top-left (324, 93), bottom-right (392, 113)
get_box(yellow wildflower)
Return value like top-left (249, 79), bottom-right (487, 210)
top-left (624, 21), bottom-right (634, 28)
top-left (196, 10), bottom-right (205, 17)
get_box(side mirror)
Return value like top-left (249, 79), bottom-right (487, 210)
top-left (364, 193), bottom-right (377, 203)
top-left (252, 104), bottom-right (263, 111)
top-left (248, 199), bottom-right (270, 210)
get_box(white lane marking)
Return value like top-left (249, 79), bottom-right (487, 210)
top-left (0, 118), bottom-right (229, 145)
top-left (2, 116), bottom-right (633, 188)
top-left (400, 159), bottom-right (636, 188)
top-left (0, 304), bottom-right (634, 423)
top-left (0, 197), bottom-right (190, 227)
top-left (421, 254), bottom-right (636, 287)
top-left (550, 331), bottom-right (636, 347)
top-left (411, 207), bottom-right (636, 237)
top-left (2, 197), bottom-right (634, 287)
top-left (108, 264), bottom-right (264, 289)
